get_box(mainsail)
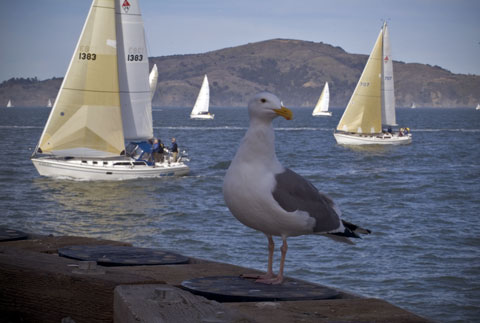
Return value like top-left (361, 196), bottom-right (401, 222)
top-left (336, 28), bottom-right (383, 134)
top-left (381, 22), bottom-right (397, 126)
top-left (115, 0), bottom-right (153, 141)
top-left (191, 75), bottom-right (210, 115)
top-left (37, 0), bottom-right (124, 157)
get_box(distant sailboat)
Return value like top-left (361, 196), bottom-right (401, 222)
top-left (190, 74), bottom-right (214, 119)
top-left (334, 22), bottom-right (411, 145)
top-left (6, 100), bottom-right (13, 108)
top-left (47, 99), bottom-right (52, 108)
top-left (31, 0), bottom-right (189, 180)
top-left (476, 104), bottom-right (480, 110)
top-left (312, 82), bottom-right (331, 116)
top-left (410, 102), bottom-right (416, 109)
top-left (149, 63), bottom-right (158, 99)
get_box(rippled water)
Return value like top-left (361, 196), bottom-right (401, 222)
top-left (1, 106), bottom-right (479, 322)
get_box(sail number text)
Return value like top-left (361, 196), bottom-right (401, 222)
top-left (127, 54), bottom-right (143, 62)
top-left (360, 82), bottom-right (370, 87)
top-left (78, 52), bottom-right (97, 60)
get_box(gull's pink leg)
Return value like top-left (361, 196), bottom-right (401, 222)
top-left (256, 236), bottom-right (287, 284)
top-left (242, 235), bottom-right (276, 280)
top-left (270, 237), bottom-right (288, 284)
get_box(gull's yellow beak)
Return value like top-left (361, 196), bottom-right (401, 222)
top-left (273, 106), bottom-right (293, 120)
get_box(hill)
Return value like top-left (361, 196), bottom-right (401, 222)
top-left (2, 39), bottom-right (479, 108)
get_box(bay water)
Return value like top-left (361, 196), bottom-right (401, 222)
top-left (1, 106), bottom-right (479, 322)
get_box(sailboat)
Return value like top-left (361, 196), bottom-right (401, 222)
top-left (47, 99), bottom-right (52, 108)
top-left (334, 22), bottom-right (412, 145)
top-left (410, 102), bottom-right (416, 109)
top-left (149, 63), bottom-right (158, 99)
top-left (476, 104), bottom-right (480, 110)
top-left (312, 82), bottom-right (331, 116)
top-left (6, 100), bottom-right (13, 108)
top-left (190, 75), bottom-right (214, 119)
top-left (31, 0), bottom-right (189, 180)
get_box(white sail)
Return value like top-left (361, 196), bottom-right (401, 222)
top-left (6, 100), bottom-right (13, 108)
top-left (312, 82), bottom-right (330, 116)
top-left (47, 99), bottom-right (52, 108)
top-left (115, 0), bottom-right (153, 141)
top-left (381, 22), bottom-right (397, 126)
top-left (191, 75), bottom-right (210, 116)
top-left (476, 104), bottom-right (480, 110)
top-left (37, 0), bottom-right (124, 157)
top-left (149, 64), bottom-right (158, 100)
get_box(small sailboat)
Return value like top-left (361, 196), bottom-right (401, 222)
top-left (476, 104), bottom-right (480, 110)
top-left (6, 100), bottom-right (13, 108)
top-left (312, 82), bottom-right (331, 116)
top-left (410, 102), bottom-right (416, 109)
top-left (31, 0), bottom-right (189, 180)
top-left (47, 99), bottom-right (53, 108)
top-left (149, 63), bottom-right (158, 99)
top-left (190, 75), bottom-right (214, 119)
top-left (334, 22), bottom-right (411, 145)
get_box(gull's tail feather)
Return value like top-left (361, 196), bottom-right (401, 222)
top-left (323, 220), bottom-right (371, 245)
top-left (341, 219), bottom-right (371, 235)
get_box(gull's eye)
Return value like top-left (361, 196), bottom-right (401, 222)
top-left (261, 98), bottom-right (267, 103)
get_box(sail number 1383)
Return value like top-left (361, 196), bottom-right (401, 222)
top-left (79, 52), bottom-right (96, 60)
top-left (128, 54), bottom-right (143, 61)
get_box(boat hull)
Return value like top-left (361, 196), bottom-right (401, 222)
top-left (31, 157), bottom-right (189, 181)
top-left (190, 114), bottom-right (214, 119)
top-left (334, 132), bottom-right (412, 145)
top-left (312, 112), bottom-right (332, 117)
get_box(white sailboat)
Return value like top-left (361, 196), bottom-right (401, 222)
top-left (6, 100), bottom-right (13, 108)
top-left (31, 0), bottom-right (189, 180)
top-left (410, 102), bottom-right (416, 109)
top-left (312, 82), bottom-right (331, 116)
top-left (47, 99), bottom-right (52, 108)
top-left (476, 104), bottom-right (480, 110)
top-left (149, 63), bottom-right (158, 99)
top-left (190, 75), bottom-right (214, 119)
top-left (334, 22), bottom-right (411, 145)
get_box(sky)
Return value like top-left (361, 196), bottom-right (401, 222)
top-left (0, 0), bottom-right (479, 83)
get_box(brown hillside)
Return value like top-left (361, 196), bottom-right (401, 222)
top-left (1, 39), bottom-right (479, 108)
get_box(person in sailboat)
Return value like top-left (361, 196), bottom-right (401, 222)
top-left (170, 137), bottom-right (178, 162)
top-left (152, 138), bottom-right (165, 164)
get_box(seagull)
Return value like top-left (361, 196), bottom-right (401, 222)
top-left (223, 92), bottom-right (370, 285)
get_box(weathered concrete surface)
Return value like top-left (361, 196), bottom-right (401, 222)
top-left (0, 234), bottom-right (431, 323)
top-left (114, 284), bottom-right (254, 323)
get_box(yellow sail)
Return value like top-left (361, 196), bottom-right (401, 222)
top-left (38, 0), bottom-right (124, 157)
top-left (336, 29), bottom-right (383, 134)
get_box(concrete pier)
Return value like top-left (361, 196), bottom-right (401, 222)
top-left (0, 232), bottom-right (430, 322)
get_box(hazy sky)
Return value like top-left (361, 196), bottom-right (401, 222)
top-left (0, 0), bottom-right (479, 82)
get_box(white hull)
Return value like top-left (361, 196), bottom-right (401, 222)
top-left (312, 111), bottom-right (332, 117)
top-left (334, 132), bottom-right (412, 145)
top-left (32, 157), bottom-right (189, 181)
top-left (190, 113), bottom-right (214, 119)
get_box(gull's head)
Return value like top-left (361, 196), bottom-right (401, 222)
top-left (247, 92), bottom-right (293, 122)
